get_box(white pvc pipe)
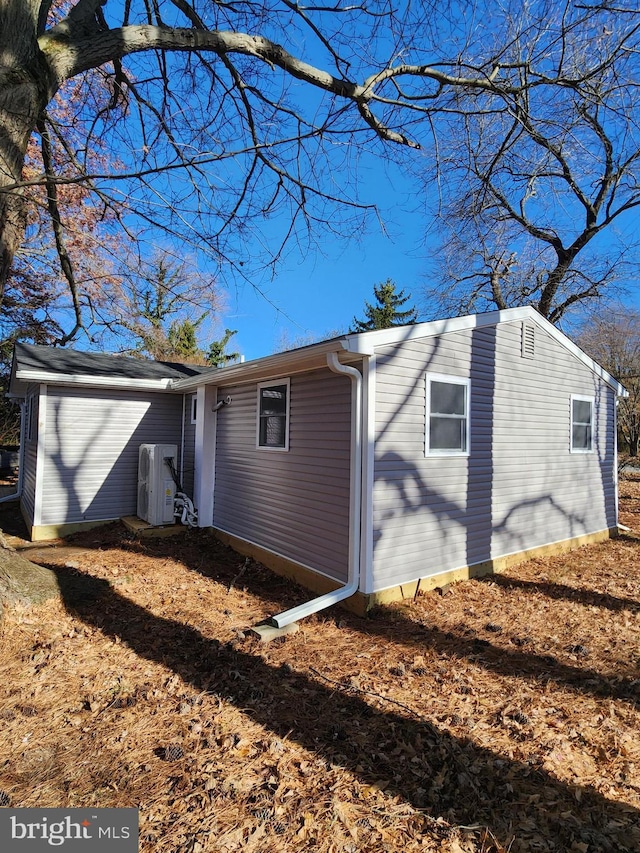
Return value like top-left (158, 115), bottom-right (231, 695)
top-left (270, 352), bottom-right (363, 628)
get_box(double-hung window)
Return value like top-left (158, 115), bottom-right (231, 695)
top-left (571, 395), bottom-right (593, 453)
top-left (257, 379), bottom-right (290, 450)
top-left (425, 374), bottom-right (470, 456)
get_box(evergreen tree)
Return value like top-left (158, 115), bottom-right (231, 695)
top-left (352, 280), bottom-right (418, 332)
top-left (167, 318), bottom-right (205, 361)
top-left (207, 329), bottom-right (241, 367)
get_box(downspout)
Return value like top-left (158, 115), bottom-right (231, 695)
top-left (269, 352), bottom-right (363, 628)
top-left (0, 400), bottom-right (25, 504)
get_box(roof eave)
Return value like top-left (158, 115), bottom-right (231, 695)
top-left (342, 306), bottom-right (627, 396)
top-left (171, 338), bottom-right (359, 391)
top-left (14, 369), bottom-right (176, 392)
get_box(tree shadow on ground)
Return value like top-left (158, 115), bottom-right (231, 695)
top-left (360, 603), bottom-right (640, 705)
top-left (129, 529), bottom-right (640, 711)
top-left (48, 562), bottom-right (640, 853)
top-left (483, 573), bottom-right (640, 614)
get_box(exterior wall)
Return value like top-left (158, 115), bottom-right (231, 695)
top-left (181, 393), bottom-right (197, 498)
top-left (19, 385), bottom-right (39, 527)
top-left (37, 386), bottom-right (183, 526)
top-left (370, 320), bottom-right (617, 593)
top-left (213, 368), bottom-right (352, 582)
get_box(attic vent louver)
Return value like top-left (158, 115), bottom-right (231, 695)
top-left (521, 321), bottom-right (535, 359)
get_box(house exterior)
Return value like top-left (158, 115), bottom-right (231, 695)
top-left (8, 307), bottom-right (626, 613)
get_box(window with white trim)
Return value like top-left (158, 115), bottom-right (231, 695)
top-left (190, 394), bottom-right (197, 425)
top-left (426, 374), bottom-right (470, 455)
top-left (257, 379), bottom-right (290, 450)
top-left (571, 395), bottom-right (593, 453)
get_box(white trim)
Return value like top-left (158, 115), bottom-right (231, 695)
top-left (425, 372), bottom-right (471, 457)
top-left (15, 369), bottom-right (175, 391)
top-left (190, 393), bottom-right (198, 424)
top-left (173, 339), bottom-right (351, 392)
top-left (210, 393), bottom-right (219, 527)
top-left (614, 395), bottom-right (620, 526)
top-left (13, 307), bottom-right (626, 401)
top-left (33, 385), bottom-right (47, 527)
top-left (194, 385), bottom-right (217, 526)
top-left (570, 394), bottom-right (595, 454)
top-left (180, 394), bottom-right (186, 488)
top-left (341, 307), bottom-right (627, 397)
top-left (256, 378), bottom-right (290, 451)
top-left (361, 355), bottom-right (376, 595)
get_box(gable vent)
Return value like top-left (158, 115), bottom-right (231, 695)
top-left (521, 321), bottom-right (536, 359)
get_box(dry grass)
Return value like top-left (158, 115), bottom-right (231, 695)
top-left (1, 478), bottom-right (639, 852)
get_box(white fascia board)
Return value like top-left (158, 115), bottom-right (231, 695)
top-left (342, 307), bottom-right (516, 353)
top-left (342, 306), bottom-right (628, 397)
top-left (536, 317), bottom-right (628, 397)
top-left (172, 339), bottom-right (356, 392)
top-left (15, 369), bottom-right (175, 391)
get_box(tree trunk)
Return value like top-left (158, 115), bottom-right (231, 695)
top-left (0, 540), bottom-right (60, 622)
top-left (0, 0), bottom-right (52, 298)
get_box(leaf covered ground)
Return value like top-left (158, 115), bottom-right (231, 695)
top-left (0, 477), bottom-right (639, 852)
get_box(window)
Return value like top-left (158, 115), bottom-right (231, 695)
top-left (190, 394), bottom-right (197, 425)
top-left (571, 395), bottom-right (593, 453)
top-left (426, 374), bottom-right (470, 455)
top-left (25, 396), bottom-right (36, 442)
top-left (257, 380), bottom-right (290, 450)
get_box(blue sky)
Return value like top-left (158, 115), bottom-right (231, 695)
top-left (69, 2), bottom-right (640, 362)
top-left (223, 164), bottom-right (431, 361)
top-left (218, 175), bottom-right (640, 363)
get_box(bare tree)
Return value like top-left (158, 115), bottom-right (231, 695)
top-left (423, 1), bottom-right (640, 324)
top-left (3, 1), bottom-right (639, 344)
top-left (577, 309), bottom-right (640, 456)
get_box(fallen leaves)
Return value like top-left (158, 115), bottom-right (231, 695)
top-left (0, 476), bottom-right (639, 852)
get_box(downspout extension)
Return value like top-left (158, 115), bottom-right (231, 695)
top-left (0, 400), bottom-right (25, 504)
top-left (269, 352), bottom-right (363, 629)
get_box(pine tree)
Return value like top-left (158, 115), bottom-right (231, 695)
top-left (352, 280), bottom-right (418, 332)
top-left (167, 319), bottom-right (204, 361)
top-left (207, 329), bottom-right (240, 367)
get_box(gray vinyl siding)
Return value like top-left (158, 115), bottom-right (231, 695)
top-left (214, 368), bottom-right (352, 581)
top-left (38, 387), bottom-right (183, 525)
top-left (181, 394), bottom-right (197, 497)
top-left (371, 321), bottom-right (617, 592)
top-left (19, 386), bottom-right (39, 527)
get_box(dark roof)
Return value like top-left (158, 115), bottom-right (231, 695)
top-left (11, 342), bottom-right (216, 385)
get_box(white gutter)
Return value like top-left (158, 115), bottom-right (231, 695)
top-left (269, 352), bottom-right (363, 628)
top-left (0, 400), bottom-right (25, 504)
top-left (172, 338), bottom-right (357, 392)
top-left (15, 369), bottom-right (175, 391)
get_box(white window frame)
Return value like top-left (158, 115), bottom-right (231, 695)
top-left (190, 394), bottom-right (198, 425)
top-left (256, 378), bottom-right (290, 451)
top-left (425, 373), bottom-right (470, 457)
top-left (570, 394), bottom-right (594, 454)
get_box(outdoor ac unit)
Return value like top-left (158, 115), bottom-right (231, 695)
top-left (137, 444), bottom-right (178, 526)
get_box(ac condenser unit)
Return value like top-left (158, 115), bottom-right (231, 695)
top-left (137, 444), bottom-right (178, 526)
